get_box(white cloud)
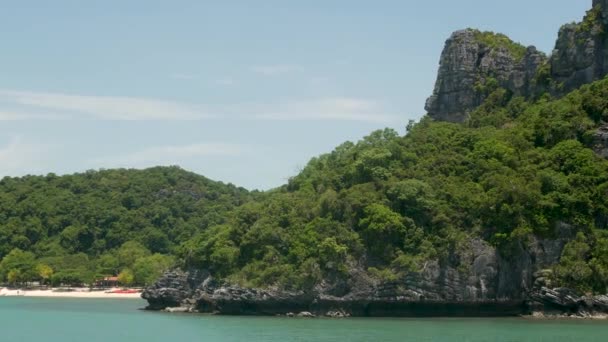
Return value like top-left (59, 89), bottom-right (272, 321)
top-left (89, 143), bottom-right (249, 168)
top-left (0, 137), bottom-right (52, 176)
top-left (248, 97), bottom-right (399, 123)
top-left (250, 64), bottom-right (303, 76)
top-left (0, 90), bottom-right (213, 120)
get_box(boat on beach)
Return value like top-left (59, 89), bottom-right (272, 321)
top-left (108, 289), bottom-right (140, 294)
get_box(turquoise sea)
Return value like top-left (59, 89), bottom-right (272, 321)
top-left (1, 297), bottom-right (608, 341)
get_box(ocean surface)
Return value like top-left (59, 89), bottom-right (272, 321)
top-left (1, 297), bottom-right (608, 341)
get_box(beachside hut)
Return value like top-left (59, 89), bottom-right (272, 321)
top-left (95, 276), bottom-right (119, 288)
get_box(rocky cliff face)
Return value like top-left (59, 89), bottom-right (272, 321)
top-left (425, 30), bottom-right (546, 123)
top-left (427, 0), bottom-right (608, 123)
top-left (551, 0), bottom-right (608, 94)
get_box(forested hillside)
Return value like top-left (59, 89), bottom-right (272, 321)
top-left (0, 167), bottom-right (251, 286)
top-left (181, 79), bottom-right (608, 294)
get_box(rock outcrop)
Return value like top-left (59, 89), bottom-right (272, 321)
top-left (142, 269), bottom-right (212, 310)
top-left (593, 124), bottom-right (608, 158)
top-left (427, 0), bottom-right (608, 123)
top-left (425, 29), bottom-right (546, 123)
top-left (551, 0), bottom-right (608, 94)
top-left (529, 287), bottom-right (608, 318)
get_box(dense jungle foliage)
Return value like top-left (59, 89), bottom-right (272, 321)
top-left (2, 79), bottom-right (608, 292)
top-left (0, 167), bottom-right (251, 286)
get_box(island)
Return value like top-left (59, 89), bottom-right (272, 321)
top-left (2, 0), bottom-right (608, 319)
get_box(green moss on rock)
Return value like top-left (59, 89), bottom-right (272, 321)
top-left (472, 29), bottom-right (528, 61)
top-left (577, 5), bottom-right (604, 35)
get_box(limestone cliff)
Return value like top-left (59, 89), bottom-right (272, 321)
top-left (425, 30), bottom-right (546, 123)
top-left (551, 0), bottom-right (608, 94)
top-left (427, 0), bottom-right (608, 123)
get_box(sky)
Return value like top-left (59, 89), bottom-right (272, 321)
top-left (0, 0), bottom-right (590, 190)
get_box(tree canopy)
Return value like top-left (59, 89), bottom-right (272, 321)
top-left (0, 166), bottom-right (250, 286)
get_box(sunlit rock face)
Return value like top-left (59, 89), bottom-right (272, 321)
top-left (425, 29), bottom-right (545, 123)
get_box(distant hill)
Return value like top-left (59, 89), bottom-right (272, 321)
top-left (0, 166), bottom-right (251, 286)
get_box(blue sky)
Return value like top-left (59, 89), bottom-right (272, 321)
top-left (0, 0), bottom-right (590, 190)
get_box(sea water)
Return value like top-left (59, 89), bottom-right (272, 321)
top-left (1, 297), bottom-right (608, 342)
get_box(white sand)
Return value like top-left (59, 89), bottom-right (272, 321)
top-left (0, 287), bottom-right (142, 299)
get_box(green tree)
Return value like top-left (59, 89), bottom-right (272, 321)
top-left (555, 232), bottom-right (593, 292)
top-left (117, 269), bottom-right (135, 287)
top-left (7, 269), bottom-right (21, 285)
top-left (117, 241), bottom-right (151, 269)
top-left (133, 254), bottom-right (174, 285)
top-left (0, 249), bottom-right (37, 283)
top-left (359, 204), bottom-right (407, 261)
top-left (51, 270), bottom-right (88, 287)
top-left (96, 254), bottom-right (120, 276)
top-left (36, 264), bottom-right (54, 285)
top-left (589, 237), bottom-right (608, 293)
top-left (318, 237), bottom-right (348, 273)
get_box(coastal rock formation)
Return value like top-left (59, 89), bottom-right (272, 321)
top-left (427, 0), bottom-right (608, 123)
top-left (144, 232), bottom-right (598, 317)
top-left (529, 287), bottom-right (608, 318)
top-left (142, 269), bottom-right (211, 310)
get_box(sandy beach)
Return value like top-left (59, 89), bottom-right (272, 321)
top-left (0, 287), bottom-right (142, 299)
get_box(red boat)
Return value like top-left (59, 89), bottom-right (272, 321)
top-left (110, 289), bottom-right (140, 294)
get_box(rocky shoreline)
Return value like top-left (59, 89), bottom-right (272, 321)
top-left (142, 270), bottom-right (608, 318)
top-left (141, 228), bottom-right (608, 318)
top-left (527, 287), bottom-right (608, 319)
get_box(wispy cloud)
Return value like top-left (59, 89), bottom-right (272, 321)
top-left (0, 90), bottom-right (213, 120)
top-left (0, 110), bottom-right (67, 120)
top-left (0, 136), bottom-right (53, 176)
top-left (89, 143), bottom-right (249, 168)
top-left (250, 64), bottom-right (303, 76)
top-left (248, 97), bottom-right (399, 123)
top-left (0, 89), bottom-right (396, 123)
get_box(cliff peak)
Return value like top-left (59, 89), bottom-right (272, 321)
top-left (427, 0), bottom-right (608, 123)
top-left (425, 28), bottom-right (544, 123)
